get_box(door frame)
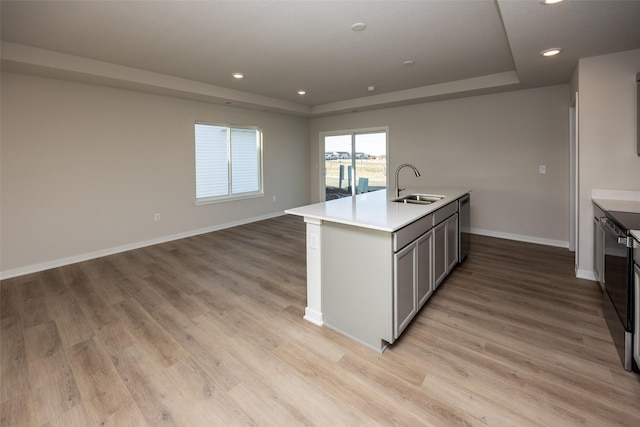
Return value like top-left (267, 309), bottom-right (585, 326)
top-left (318, 127), bottom-right (389, 201)
top-left (569, 92), bottom-right (579, 268)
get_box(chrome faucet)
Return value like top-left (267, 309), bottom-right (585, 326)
top-left (395, 163), bottom-right (421, 197)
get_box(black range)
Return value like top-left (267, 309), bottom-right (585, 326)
top-left (600, 209), bottom-right (640, 372)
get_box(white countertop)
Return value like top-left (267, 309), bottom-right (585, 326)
top-left (285, 188), bottom-right (470, 232)
top-left (592, 189), bottom-right (640, 213)
top-left (592, 198), bottom-right (640, 214)
top-left (592, 189), bottom-right (640, 240)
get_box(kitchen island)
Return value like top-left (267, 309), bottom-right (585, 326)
top-left (285, 188), bottom-right (470, 352)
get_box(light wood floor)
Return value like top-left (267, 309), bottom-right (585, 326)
top-left (2, 215), bottom-right (640, 426)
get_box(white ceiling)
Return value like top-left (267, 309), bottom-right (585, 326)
top-left (2, 0), bottom-right (640, 116)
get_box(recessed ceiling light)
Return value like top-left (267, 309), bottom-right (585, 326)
top-left (367, 86), bottom-right (376, 93)
top-left (541, 0), bottom-right (564, 4)
top-left (351, 22), bottom-right (366, 31)
top-left (297, 90), bottom-right (306, 95)
top-left (403, 60), bottom-right (415, 67)
top-left (540, 47), bottom-right (563, 57)
top-left (232, 73), bottom-right (244, 79)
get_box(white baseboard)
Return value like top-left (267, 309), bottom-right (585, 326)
top-left (303, 308), bottom-right (324, 326)
top-left (471, 228), bottom-right (569, 249)
top-left (576, 269), bottom-right (597, 282)
top-left (0, 211), bottom-right (286, 280)
top-left (2, 219), bottom-right (581, 283)
top-left (472, 228), bottom-right (599, 281)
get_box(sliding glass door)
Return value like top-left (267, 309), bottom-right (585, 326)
top-left (322, 129), bottom-right (387, 201)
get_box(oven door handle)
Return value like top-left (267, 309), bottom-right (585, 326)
top-left (601, 217), bottom-right (624, 238)
top-left (601, 217), bottom-right (637, 247)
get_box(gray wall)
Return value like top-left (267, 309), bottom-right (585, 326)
top-left (9, 47), bottom-right (636, 280)
top-left (0, 72), bottom-right (310, 277)
top-left (576, 48), bottom-right (640, 277)
top-left (310, 85), bottom-right (571, 246)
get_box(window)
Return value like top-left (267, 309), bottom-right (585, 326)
top-left (321, 129), bottom-right (387, 201)
top-left (195, 123), bottom-right (263, 203)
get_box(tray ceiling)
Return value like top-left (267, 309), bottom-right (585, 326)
top-left (2, 1), bottom-right (639, 116)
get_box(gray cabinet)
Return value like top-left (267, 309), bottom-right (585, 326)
top-left (417, 230), bottom-right (433, 308)
top-left (394, 242), bottom-right (417, 337)
top-left (593, 204), bottom-right (605, 288)
top-left (393, 229), bottom-right (434, 338)
top-left (434, 221), bottom-right (447, 287)
top-left (434, 208), bottom-right (458, 289)
top-left (447, 213), bottom-right (459, 272)
top-left (395, 200), bottom-right (460, 338)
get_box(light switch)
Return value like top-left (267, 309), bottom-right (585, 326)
top-left (539, 165), bottom-right (547, 174)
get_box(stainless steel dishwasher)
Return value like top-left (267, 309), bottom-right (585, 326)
top-left (458, 194), bottom-right (470, 262)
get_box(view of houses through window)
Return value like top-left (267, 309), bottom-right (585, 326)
top-left (322, 130), bottom-right (387, 201)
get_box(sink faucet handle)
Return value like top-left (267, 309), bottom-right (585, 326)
top-left (395, 163), bottom-right (421, 197)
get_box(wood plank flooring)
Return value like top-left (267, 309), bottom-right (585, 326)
top-left (2, 215), bottom-right (640, 426)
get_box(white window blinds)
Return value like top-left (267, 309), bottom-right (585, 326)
top-left (195, 124), bottom-right (229, 198)
top-left (195, 123), bottom-right (262, 202)
top-left (231, 128), bottom-right (260, 194)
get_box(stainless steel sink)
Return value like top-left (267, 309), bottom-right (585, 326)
top-left (392, 194), bottom-right (444, 205)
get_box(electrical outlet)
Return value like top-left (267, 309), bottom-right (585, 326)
top-left (272, 196), bottom-right (276, 202)
top-left (309, 234), bottom-right (318, 249)
top-left (154, 213), bottom-right (161, 222)
top-left (539, 165), bottom-right (547, 174)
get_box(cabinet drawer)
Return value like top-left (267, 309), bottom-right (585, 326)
top-left (433, 201), bottom-right (458, 225)
top-left (393, 213), bottom-right (433, 252)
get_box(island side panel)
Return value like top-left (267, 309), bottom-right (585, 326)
top-left (321, 221), bottom-right (393, 352)
top-left (303, 217), bottom-right (324, 326)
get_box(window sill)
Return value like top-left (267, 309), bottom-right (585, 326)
top-left (195, 192), bottom-right (264, 206)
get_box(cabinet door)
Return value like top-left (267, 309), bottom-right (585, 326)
top-left (594, 216), bottom-right (604, 288)
top-left (417, 230), bottom-right (433, 308)
top-left (446, 213), bottom-right (459, 273)
top-left (434, 221), bottom-right (447, 288)
top-left (394, 243), bottom-right (417, 338)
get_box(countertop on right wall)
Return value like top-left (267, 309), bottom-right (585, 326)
top-left (592, 188), bottom-right (640, 238)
